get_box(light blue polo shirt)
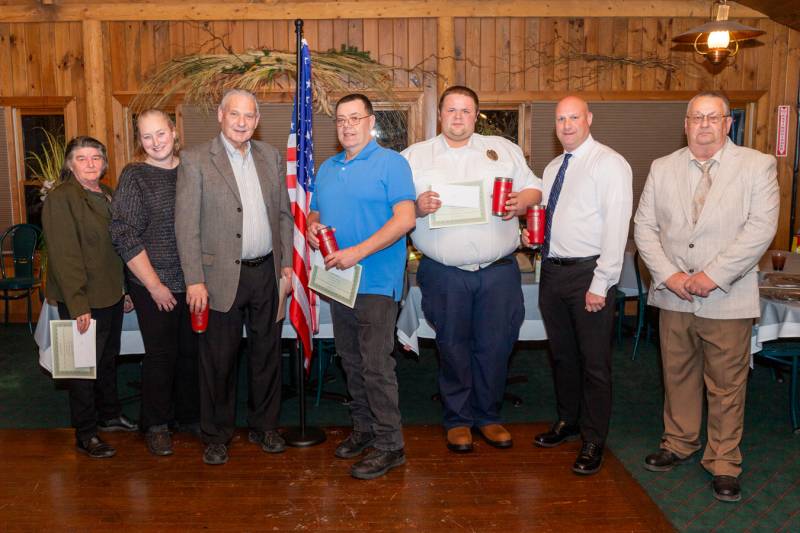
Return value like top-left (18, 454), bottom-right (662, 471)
top-left (311, 139), bottom-right (415, 301)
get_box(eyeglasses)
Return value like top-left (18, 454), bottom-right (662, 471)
top-left (686, 113), bottom-right (731, 125)
top-left (335, 115), bottom-right (373, 127)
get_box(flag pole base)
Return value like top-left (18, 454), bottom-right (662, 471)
top-left (284, 425), bottom-right (326, 447)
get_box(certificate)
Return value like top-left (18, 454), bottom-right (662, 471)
top-left (308, 250), bottom-right (362, 308)
top-left (429, 180), bottom-right (489, 228)
top-left (50, 320), bottom-right (96, 379)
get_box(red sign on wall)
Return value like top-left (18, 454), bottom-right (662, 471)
top-left (776, 105), bottom-right (790, 158)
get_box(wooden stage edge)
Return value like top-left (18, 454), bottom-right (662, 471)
top-left (0, 423), bottom-right (673, 532)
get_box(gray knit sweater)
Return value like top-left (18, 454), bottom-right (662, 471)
top-left (110, 162), bottom-right (186, 293)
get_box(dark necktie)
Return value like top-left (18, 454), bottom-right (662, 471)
top-left (542, 153), bottom-right (572, 259)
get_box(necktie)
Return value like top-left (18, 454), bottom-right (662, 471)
top-left (542, 153), bottom-right (572, 258)
top-left (691, 159), bottom-right (715, 224)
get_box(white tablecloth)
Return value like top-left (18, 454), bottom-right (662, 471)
top-left (34, 296), bottom-right (335, 371)
top-left (752, 251), bottom-right (800, 354)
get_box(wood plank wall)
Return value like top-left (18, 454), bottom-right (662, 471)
top-left (0, 14), bottom-right (798, 252)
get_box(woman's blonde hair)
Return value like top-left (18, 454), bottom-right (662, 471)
top-left (133, 109), bottom-right (180, 161)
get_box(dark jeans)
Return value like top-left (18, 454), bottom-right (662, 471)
top-left (416, 256), bottom-right (524, 429)
top-left (127, 281), bottom-right (200, 431)
top-left (57, 299), bottom-right (124, 442)
top-left (200, 256), bottom-right (282, 445)
top-left (330, 294), bottom-right (404, 451)
top-left (538, 259), bottom-right (616, 445)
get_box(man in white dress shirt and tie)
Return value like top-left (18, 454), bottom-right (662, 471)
top-left (525, 96), bottom-right (632, 475)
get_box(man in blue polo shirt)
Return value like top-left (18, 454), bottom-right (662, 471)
top-left (307, 93), bottom-right (416, 480)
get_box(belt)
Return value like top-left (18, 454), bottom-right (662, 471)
top-left (456, 256), bottom-right (514, 272)
top-left (544, 255), bottom-right (599, 266)
top-left (240, 253), bottom-right (272, 267)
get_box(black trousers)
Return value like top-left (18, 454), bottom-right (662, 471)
top-left (538, 260), bottom-right (616, 445)
top-left (200, 255), bottom-right (281, 445)
top-left (57, 298), bottom-right (124, 442)
top-left (330, 295), bottom-right (404, 451)
top-left (127, 281), bottom-right (200, 431)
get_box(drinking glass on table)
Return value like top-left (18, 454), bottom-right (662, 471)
top-left (772, 251), bottom-right (787, 271)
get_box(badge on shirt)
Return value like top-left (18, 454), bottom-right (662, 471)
top-left (486, 149), bottom-right (499, 161)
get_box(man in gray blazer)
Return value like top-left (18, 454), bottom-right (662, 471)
top-left (634, 90), bottom-right (779, 502)
top-left (175, 89), bottom-right (294, 465)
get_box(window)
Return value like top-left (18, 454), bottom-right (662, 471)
top-left (20, 114), bottom-right (65, 228)
top-left (477, 109), bottom-right (520, 144)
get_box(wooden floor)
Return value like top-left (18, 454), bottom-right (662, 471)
top-left (0, 423), bottom-right (672, 532)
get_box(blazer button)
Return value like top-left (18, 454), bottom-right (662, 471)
top-left (236, 233), bottom-right (241, 238)
top-left (237, 207), bottom-right (242, 212)
top-left (235, 259), bottom-right (241, 265)
top-left (688, 268), bottom-right (695, 273)
top-left (689, 243), bottom-right (694, 248)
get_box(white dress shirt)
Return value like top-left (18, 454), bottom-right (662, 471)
top-left (402, 133), bottom-right (542, 270)
top-left (220, 133), bottom-right (272, 260)
top-left (543, 135), bottom-right (633, 296)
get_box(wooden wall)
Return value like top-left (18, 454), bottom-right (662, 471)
top-left (1, 3), bottom-right (799, 319)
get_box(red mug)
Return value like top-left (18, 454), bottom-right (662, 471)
top-left (191, 306), bottom-right (208, 334)
top-left (317, 226), bottom-right (339, 258)
top-left (526, 205), bottom-right (545, 245)
top-left (492, 177), bottom-right (513, 217)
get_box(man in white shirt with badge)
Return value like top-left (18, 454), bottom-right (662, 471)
top-left (403, 85), bottom-right (542, 453)
top-left (524, 96), bottom-right (632, 475)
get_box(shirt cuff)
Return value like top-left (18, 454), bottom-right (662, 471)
top-left (589, 277), bottom-right (609, 297)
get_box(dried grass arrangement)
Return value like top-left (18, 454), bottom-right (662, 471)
top-left (132, 45), bottom-right (407, 115)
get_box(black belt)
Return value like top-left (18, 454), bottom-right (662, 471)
top-left (241, 253), bottom-right (272, 267)
top-left (544, 255), bottom-right (599, 266)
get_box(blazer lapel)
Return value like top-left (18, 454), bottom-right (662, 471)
top-left (675, 148), bottom-right (694, 226)
top-left (210, 136), bottom-right (242, 205)
top-left (251, 143), bottom-right (275, 213)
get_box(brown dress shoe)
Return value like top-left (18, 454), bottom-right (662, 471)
top-left (446, 426), bottom-right (473, 453)
top-left (477, 424), bottom-right (513, 448)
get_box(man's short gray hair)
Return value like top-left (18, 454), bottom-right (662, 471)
top-left (219, 89), bottom-right (260, 114)
top-left (687, 90), bottom-right (731, 116)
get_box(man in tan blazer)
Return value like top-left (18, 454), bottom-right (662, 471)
top-left (175, 89), bottom-right (294, 465)
top-left (634, 90), bottom-right (779, 502)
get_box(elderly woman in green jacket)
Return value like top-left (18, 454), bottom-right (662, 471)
top-left (42, 136), bottom-right (138, 459)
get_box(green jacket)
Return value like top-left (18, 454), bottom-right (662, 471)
top-left (42, 177), bottom-right (124, 318)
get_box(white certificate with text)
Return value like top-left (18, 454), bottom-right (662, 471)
top-left (50, 320), bottom-right (97, 379)
top-left (429, 180), bottom-right (489, 228)
top-left (308, 250), bottom-right (362, 308)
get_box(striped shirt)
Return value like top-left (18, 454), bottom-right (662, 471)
top-left (220, 133), bottom-right (272, 259)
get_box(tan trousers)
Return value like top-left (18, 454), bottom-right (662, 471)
top-left (658, 309), bottom-right (753, 477)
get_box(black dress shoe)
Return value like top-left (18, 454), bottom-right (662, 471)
top-left (203, 443), bottom-right (228, 465)
top-left (76, 435), bottom-right (116, 459)
top-left (248, 429), bottom-right (286, 454)
top-left (98, 414), bottom-right (138, 432)
top-left (145, 427), bottom-right (174, 456)
top-left (712, 475), bottom-right (741, 502)
top-left (350, 448), bottom-right (406, 480)
top-left (534, 421), bottom-right (580, 448)
top-left (335, 430), bottom-right (376, 459)
top-left (644, 448), bottom-right (692, 472)
top-left (572, 442), bottom-right (603, 475)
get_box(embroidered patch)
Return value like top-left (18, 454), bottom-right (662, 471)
top-left (486, 149), bottom-right (499, 161)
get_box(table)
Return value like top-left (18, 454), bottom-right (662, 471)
top-left (33, 296), bottom-right (334, 372)
top-left (396, 250), bottom-right (639, 355)
top-left (752, 251), bottom-right (800, 353)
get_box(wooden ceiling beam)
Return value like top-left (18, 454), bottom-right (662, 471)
top-left (0, 1), bottom-right (767, 23)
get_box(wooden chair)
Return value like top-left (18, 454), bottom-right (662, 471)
top-left (0, 224), bottom-right (44, 333)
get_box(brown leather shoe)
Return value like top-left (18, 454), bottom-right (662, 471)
top-left (477, 424), bottom-right (513, 448)
top-left (446, 426), bottom-right (473, 453)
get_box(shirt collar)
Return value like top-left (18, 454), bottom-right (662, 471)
top-left (334, 138), bottom-right (379, 163)
top-left (219, 132), bottom-right (251, 159)
top-left (434, 132), bottom-right (483, 157)
top-left (689, 138), bottom-right (728, 166)
top-left (564, 134), bottom-right (595, 160)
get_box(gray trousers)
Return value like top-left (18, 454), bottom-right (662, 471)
top-left (330, 294), bottom-right (404, 451)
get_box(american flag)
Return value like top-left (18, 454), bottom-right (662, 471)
top-left (286, 38), bottom-right (316, 370)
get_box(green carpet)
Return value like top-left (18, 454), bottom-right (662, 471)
top-left (1, 324), bottom-right (798, 531)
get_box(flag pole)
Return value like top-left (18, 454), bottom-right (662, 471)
top-left (284, 17), bottom-right (325, 447)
